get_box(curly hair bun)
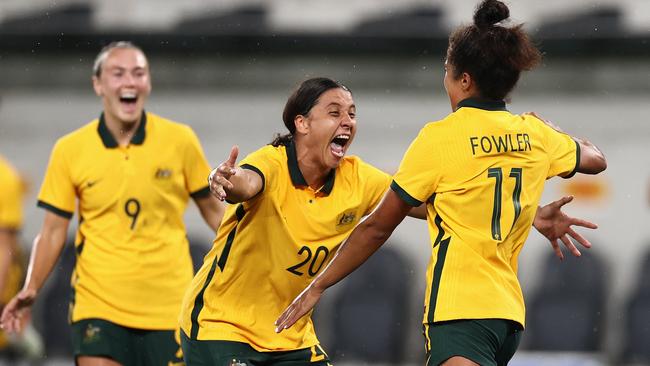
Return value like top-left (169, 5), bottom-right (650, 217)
top-left (473, 0), bottom-right (510, 28)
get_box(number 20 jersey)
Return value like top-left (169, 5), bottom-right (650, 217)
top-left (391, 99), bottom-right (579, 329)
top-left (179, 141), bottom-right (391, 351)
top-left (37, 112), bottom-right (212, 330)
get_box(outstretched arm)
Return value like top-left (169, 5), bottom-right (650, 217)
top-left (275, 189), bottom-right (411, 332)
top-left (1, 212), bottom-right (69, 333)
top-left (209, 145), bottom-right (263, 203)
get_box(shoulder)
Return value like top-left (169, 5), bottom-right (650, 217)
top-left (147, 112), bottom-right (195, 136)
top-left (248, 144), bottom-right (286, 160)
top-left (0, 156), bottom-right (20, 186)
top-left (55, 119), bottom-right (100, 150)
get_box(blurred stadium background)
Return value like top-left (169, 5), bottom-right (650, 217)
top-left (1, 0), bottom-right (649, 365)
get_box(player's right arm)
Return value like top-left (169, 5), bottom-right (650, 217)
top-left (209, 145), bottom-right (263, 203)
top-left (0, 212), bottom-right (69, 333)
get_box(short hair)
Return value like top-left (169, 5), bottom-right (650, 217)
top-left (92, 41), bottom-right (146, 77)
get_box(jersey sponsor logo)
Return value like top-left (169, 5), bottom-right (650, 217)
top-left (336, 211), bottom-right (356, 227)
top-left (155, 168), bottom-right (173, 179)
top-left (82, 323), bottom-right (101, 344)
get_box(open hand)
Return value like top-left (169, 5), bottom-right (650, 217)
top-left (534, 195), bottom-right (597, 260)
top-left (1, 288), bottom-right (37, 334)
top-left (209, 145), bottom-right (239, 201)
top-left (275, 284), bottom-right (323, 333)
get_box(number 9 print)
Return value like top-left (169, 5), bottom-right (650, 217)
top-left (124, 198), bottom-right (141, 230)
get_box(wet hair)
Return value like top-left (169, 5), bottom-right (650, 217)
top-left (92, 41), bottom-right (146, 77)
top-left (270, 77), bottom-right (351, 147)
top-left (446, 0), bottom-right (541, 100)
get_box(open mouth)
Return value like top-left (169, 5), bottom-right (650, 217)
top-left (330, 134), bottom-right (350, 158)
top-left (119, 93), bottom-right (138, 105)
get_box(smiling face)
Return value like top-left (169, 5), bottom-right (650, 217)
top-left (92, 47), bottom-right (151, 125)
top-left (296, 87), bottom-right (356, 170)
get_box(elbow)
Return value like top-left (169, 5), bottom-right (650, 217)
top-left (363, 218), bottom-right (395, 248)
top-left (585, 155), bottom-right (607, 175)
top-left (578, 150), bottom-right (607, 175)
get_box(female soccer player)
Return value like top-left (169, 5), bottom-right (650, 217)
top-left (181, 76), bottom-right (598, 366)
top-left (275, 2), bottom-right (607, 365)
top-left (1, 42), bottom-right (223, 366)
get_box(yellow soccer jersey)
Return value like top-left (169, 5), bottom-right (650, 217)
top-left (180, 141), bottom-right (391, 351)
top-left (37, 112), bottom-right (211, 330)
top-left (392, 99), bottom-right (578, 329)
top-left (0, 155), bottom-right (23, 230)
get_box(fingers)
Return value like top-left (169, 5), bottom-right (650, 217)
top-left (569, 218), bottom-right (598, 230)
top-left (567, 228), bottom-right (592, 249)
top-left (226, 145), bottom-right (239, 167)
top-left (275, 305), bottom-right (300, 333)
top-left (550, 239), bottom-right (564, 260)
top-left (1, 307), bottom-right (19, 333)
top-left (551, 195), bottom-right (573, 209)
top-left (560, 234), bottom-right (581, 257)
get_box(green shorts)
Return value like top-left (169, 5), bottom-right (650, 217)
top-left (71, 318), bottom-right (183, 366)
top-left (180, 330), bottom-right (331, 366)
top-left (425, 319), bottom-right (523, 366)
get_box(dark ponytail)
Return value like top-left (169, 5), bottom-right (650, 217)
top-left (270, 77), bottom-right (351, 147)
top-left (447, 0), bottom-right (541, 100)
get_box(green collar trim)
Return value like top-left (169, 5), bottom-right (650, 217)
top-left (457, 98), bottom-right (507, 112)
top-left (97, 111), bottom-right (147, 148)
top-left (286, 140), bottom-right (335, 196)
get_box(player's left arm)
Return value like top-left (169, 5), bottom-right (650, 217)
top-left (193, 195), bottom-right (224, 233)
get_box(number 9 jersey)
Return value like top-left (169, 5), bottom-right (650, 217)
top-left (179, 140), bottom-right (391, 352)
top-left (37, 112), bottom-right (212, 330)
top-left (391, 99), bottom-right (579, 330)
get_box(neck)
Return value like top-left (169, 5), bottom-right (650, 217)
top-left (294, 142), bottom-right (330, 190)
top-left (104, 111), bottom-right (141, 146)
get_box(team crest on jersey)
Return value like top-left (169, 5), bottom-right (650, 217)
top-left (336, 211), bottom-right (356, 227)
top-left (83, 323), bottom-right (101, 344)
top-left (228, 359), bottom-right (247, 366)
top-left (155, 167), bottom-right (173, 179)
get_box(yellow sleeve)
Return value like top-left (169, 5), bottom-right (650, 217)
top-left (37, 140), bottom-right (76, 219)
top-left (356, 159), bottom-right (391, 216)
top-left (391, 125), bottom-right (441, 206)
top-left (0, 162), bottom-right (23, 229)
top-left (182, 126), bottom-right (213, 198)
top-left (239, 145), bottom-right (282, 196)
top-left (537, 121), bottom-right (579, 179)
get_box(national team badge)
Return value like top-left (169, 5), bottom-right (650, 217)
top-left (336, 211), bottom-right (356, 227)
top-left (83, 323), bottom-right (101, 344)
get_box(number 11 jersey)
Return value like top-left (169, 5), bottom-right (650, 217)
top-left (391, 98), bottom-right (579, 330)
